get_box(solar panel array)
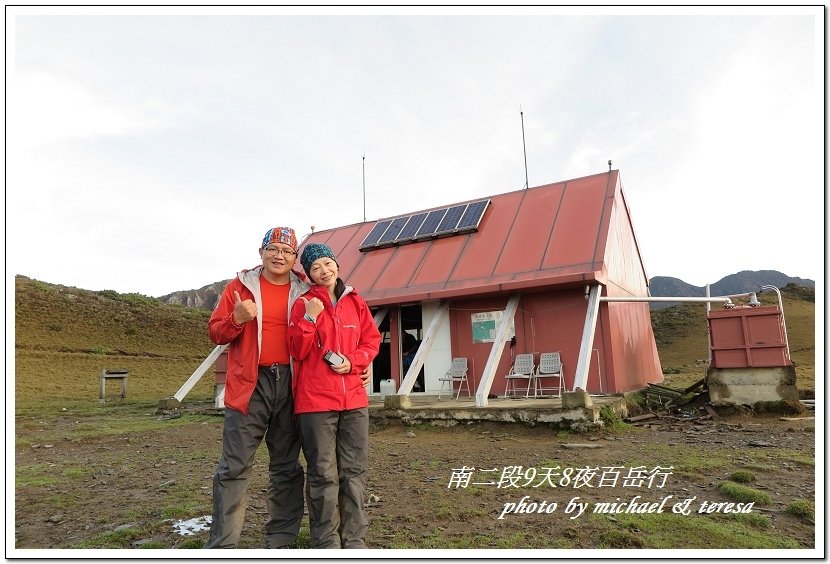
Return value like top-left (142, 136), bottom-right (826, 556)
top-left (359, 198), bottom-right (490, 251)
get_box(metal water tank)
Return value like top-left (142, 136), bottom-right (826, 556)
top-left (708, 305), bottom-right (791, 368)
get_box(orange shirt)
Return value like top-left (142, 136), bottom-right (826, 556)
top-left (259, 278), bottom-right (290, 365)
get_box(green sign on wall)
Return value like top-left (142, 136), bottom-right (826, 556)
top-left (471, 311), bottom-right (514, 344)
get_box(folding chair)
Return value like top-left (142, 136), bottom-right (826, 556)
top-left (533, 352), bottom-right (564, 398)
top-left (503, 353), bottom-right (536, 398)
top-left (438, 358), bottom-right (470, 400)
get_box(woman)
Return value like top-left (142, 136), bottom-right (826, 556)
top-left (288, 243), bottom-right (381, 549)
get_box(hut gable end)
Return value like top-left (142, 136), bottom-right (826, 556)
top-left (302, 170), bottom-right (645, 306)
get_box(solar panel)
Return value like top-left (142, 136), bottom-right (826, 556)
top-left (359, 198), bottom-right (490, 251)
top-left (377, 216), bottom-right (409, 245)
top-left (397, 212), bottom-right (428, 240)
top-left (359, 219), bottom-right (392, 248)
top-left (435, 204), bottom-right (467, 234)
top-left (415, 209), bottom-right (447, 238)
top-left (456, 199), bottom-right (489, 230)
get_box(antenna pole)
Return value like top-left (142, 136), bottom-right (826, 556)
top-left (520, 108), bottom-right (529, 189)
top-left (362, 153), bottom-right (366, 222)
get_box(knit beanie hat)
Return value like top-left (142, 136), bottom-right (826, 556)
top-left (300, 243), bottom-right (338, 277)
top-left (261, 227), bottom-right (298, 252)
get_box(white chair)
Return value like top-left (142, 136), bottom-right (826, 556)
top-left (533, 352), bottom-right (564, 398)
top-left (438, 358), bottom-right (470, 400)
top-left (503, 353), bottom-right (536, 398)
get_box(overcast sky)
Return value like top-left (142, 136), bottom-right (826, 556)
top-left (6, 6), bottom-right (824, 298)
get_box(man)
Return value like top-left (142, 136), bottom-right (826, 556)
top-left (204, 227), bottom-right (308, 549)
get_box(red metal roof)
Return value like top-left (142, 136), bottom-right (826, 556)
top-left (302, 170), bottom-right (633, 306)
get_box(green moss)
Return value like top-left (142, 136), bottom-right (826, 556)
top-left (786, 499), bottom-right (814, 519)
top-left (729, 470), bottom-right (756, 484)
top-left (724, 512), bottom-right (771, 528)
top-left (593, 512), bottom-right (798, 549)
top-left (598, 528), bottom-right (645, 548)
top-left (599, 404), bottom-right (629, 432)
top-left (717, 481), bottom-right (773, 505)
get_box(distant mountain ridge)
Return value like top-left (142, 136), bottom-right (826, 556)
top-left (648, 270), bottom-right (815, 309)
top-left (158, 270), bottom-right (815, 312)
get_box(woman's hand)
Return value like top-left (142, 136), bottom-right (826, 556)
top-left (303, 297), bottom-right (325, 320)
top-left (330, 353), bottom-right (352, 374)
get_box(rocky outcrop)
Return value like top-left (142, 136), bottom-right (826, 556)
top-left (158, 280), bottom-right (230, 311)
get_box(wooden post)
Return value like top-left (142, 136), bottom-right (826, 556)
top-left (99, 369), bottom-right (106, 403)
top-left (99, 369), bottom-right (129, 402)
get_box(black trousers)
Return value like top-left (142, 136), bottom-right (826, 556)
top-left (298, 408), bottom-right (369, 548)
top-left (206, 365), bottom-right (304, 548)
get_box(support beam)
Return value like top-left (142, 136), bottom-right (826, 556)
top-left (174, 343), bottom-right (228, 403)
top-left (573, 285), bottom-right (601, 391)
top-left (373, 307), bottom-right (389, 327)
top-left (573, 291), bottom-right (735, 392)
top-left (475, 294), bottom-right (521, 407)
top-left (398, 303), bottom-right (449, 395)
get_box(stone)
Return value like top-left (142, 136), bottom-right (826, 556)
top-left (561, 388), bottom-right (593, 409)
top-left (384, 394), bottom-right (411, 410)
top-left (157, 398), bottom-right (181, 411)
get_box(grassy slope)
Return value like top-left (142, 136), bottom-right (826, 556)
top-left (14, 276), bottom-right (217, 406)
top-left (12, 276), bottom-right (816, 408)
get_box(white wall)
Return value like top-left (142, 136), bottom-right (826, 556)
top-left (422, 300), bottom-right (452, 394)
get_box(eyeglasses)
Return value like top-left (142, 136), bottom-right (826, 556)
top-left (263, 246), bottom-right (297, 257)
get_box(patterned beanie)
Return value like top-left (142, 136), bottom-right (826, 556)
top-left (300, 243), bottom-right (338, 276)
top-left (261, 227), bottom-right (298, 252)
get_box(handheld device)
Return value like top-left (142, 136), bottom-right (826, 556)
top-left (323, 351), bottom-right (345, 366)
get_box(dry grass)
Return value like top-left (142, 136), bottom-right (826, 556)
top-left (14, 275), bottom-right (216, 407)
top-left (13, 276), bottom-right (816, 409)
top-left (14, 350), bottom-right (216, 407)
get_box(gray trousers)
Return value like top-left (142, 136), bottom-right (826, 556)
top-left (298, 408), bottom-right (369, 549)
top-left (205, 365), bottom-right (304, 549)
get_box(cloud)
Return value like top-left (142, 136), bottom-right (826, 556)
top-left (10, 71), bottom-right (146, 151)
top-left (6, 10), bottom-right (823, 296)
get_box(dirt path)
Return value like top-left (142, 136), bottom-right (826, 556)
top-left (14, 412), bottom-right (816, 550)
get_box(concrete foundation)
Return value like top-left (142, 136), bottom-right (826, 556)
top-left (370, 394), bottom-right (627, 429)
top-left (706, 365), bottom-right (798, 406)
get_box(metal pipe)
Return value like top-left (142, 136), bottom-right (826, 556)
top-left (599, 296), bottom-right (733, 305)
top-left (761, 285), bottom-right (790, 359)
top-left (706, 285), bottom-right (712, 364)
top-left (706, 284), bottom-right (712, 314)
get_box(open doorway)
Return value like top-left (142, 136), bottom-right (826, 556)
top-left (369, 305), bottom-right (425, 394)
top-left (400, 304), bottom-right (425, 393)
top-left (372, 310), bottom-right (391, 394)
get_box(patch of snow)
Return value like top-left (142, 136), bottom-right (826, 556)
top-left (172, 515), bottom-right (211, 536)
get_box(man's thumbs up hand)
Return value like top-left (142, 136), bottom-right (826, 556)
top-left (232, 290), bottom-right (257, 325)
